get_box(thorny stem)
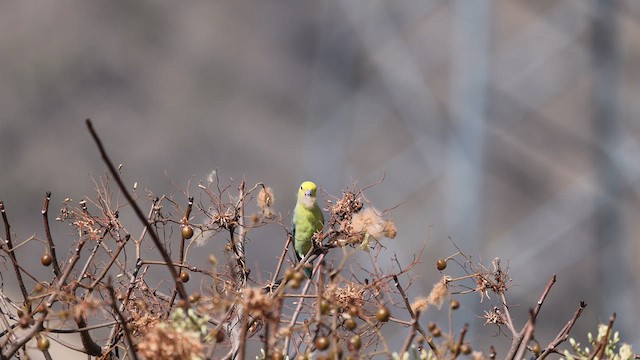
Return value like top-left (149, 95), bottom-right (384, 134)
top-left (85, 119), bottom-right (189, 306)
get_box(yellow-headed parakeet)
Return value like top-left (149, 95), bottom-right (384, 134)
top-left (292, 181), bottom-right (324, 278)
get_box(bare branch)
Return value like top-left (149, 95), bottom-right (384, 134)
top-left (506, 274), bottom-right (556, 360)
top-left (107, 277), bottom-right (139, 360)
top-left (42, 192), bottom-right (62, 277)
top-left (539, 301), bottom-right (587, 360)
top-left (85, 119), bottom-right (189, 306)
top-left (0, 202), bottom-right (29, 302)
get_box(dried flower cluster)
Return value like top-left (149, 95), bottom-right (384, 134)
top-left (71, 295), bottom-right (101, 322)
top-left (324, 282), bottom-right (365, 312)
top-left (329, 188), bottom-right (396, 250)
top-left (350, 207), bottom-right (397, 244)
top-left (331, 190), bottom-right (363, 221)
top-left (128, 300), bottom-right (165, 338)
top-left (256, 186), bottom-right (276, 219)
top-left (411, 276), bottom-right (450, 312)
top-left (56, 197), bottom-right (115, 241)
top-left (209, 209), bottom-right (238, 230)
top-left (137, 324), bottom-right (203, 360)
top-left (137, 308), bottom-right (209, 360)
top-left (471, 258), bottom-right (510, 302)
top-left (243, 287), bottom-right (276, 320)
top-left (483, 307), bottom-right (507, 326)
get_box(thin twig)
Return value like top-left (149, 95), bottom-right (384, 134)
top-left (180, 197), bottom-right (194, 264)
top-left (539, 301), bottom-right (587, 360)
top-left (107, 277), bottom-right (139, 360)
top-left (283, 270), bottom-right (316, 357)
top-left (41, 348), bottom-right (53, 360)
top-left (532, 274), bottom-right (556, 317)
top-left (590, 312), bottom-right (616, 360)
top-left (515, 309), bottom-right (536, 360)
top-left (452, 324), bottom-right (468, 360)
top-left (104, 202), bottom-right (156, 351)
top-left (42, 192), bottom-right (62, 277)
top-left (0, 202), bottom-right (29, 302)
top-left (393, 275), bottom-right (440, 359)
top-left (205, 305), bottom-right (236, 359)
top-left (89, 236), bottom-right (129, 290)
top-left (269, 233), bottom-right (292, 292)
top-left (238, 311), bottom-right (249, 360)
top-left (506, 274), bottom-right (556, 360)
top-left (233, 181), bottom-right (248, 283)
top-left (45, 321), bottom-right (119, 333)
top-left (170, 196), bottom-right (195, 308)
top-left (400, 310), bottom-right (420, 354)
top-left (2, 233), bottom-right (100, 358)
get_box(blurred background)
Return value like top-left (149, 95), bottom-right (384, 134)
top-left (1, 0), bottom-right (640, 358)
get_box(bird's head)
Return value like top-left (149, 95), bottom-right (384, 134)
top-left (297, 181), bottom-right (318, 208)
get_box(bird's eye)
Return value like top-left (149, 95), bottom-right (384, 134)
top-left (300, 186), bottom-right (303, 190)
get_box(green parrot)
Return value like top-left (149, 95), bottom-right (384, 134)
top-left (292, 181), bottom-right (325, 278)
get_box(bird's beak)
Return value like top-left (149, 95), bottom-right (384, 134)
top-left (305, 190), bottom-right (313, 197)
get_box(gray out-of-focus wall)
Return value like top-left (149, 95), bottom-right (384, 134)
top-left (1, 1), bottom-right (640, 358)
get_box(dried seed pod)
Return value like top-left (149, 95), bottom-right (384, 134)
top-left (182, 225), bottom-right (194, 239)
top-left (376, 306), bottom-right (390, 322)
